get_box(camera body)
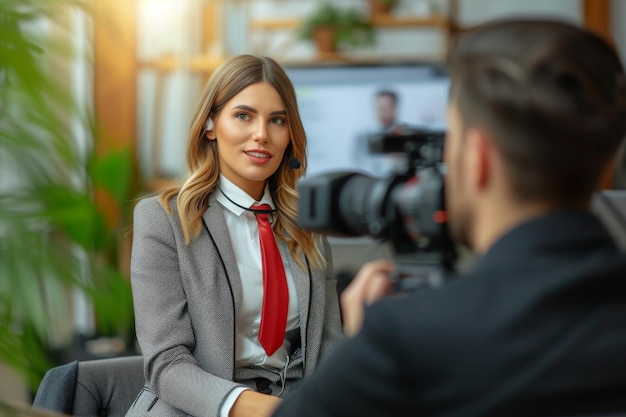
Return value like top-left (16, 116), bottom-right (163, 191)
top-left (297, 128), bottom-right (457, 290)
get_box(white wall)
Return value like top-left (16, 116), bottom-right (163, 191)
top-left (456, 0), bottom-right (581, 25)
top-left (136, 0), bottom-right (204, 179)
top-left (612, 0), bottom-right (626, 63)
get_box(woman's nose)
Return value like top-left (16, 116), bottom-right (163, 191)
top-left (252, 121), bottom-right (268, 143)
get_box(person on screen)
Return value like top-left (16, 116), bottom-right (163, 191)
top-left (353, 89), bottom-right (410, 176)
top-left (374, 89), bottom-right (407, 134)
top-left (125, 54), bottom-right (342, 417)
top-left (273, 19), bottom-right (626, 416)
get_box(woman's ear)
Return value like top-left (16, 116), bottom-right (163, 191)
top-left (204, 118), bottom-right (216, 140)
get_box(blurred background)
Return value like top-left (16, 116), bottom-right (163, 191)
top-left (1, 0), bottom-right (625, 406)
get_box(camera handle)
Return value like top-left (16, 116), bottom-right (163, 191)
top-left (390, 253), bottom-right (454, 293)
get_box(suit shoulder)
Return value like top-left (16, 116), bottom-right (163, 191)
top-left (134, 195), bottom-right (177, 216)
top-left (133, 195), bottom-right (182, 233)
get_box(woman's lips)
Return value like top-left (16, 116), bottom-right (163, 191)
top-left (244, 150), bottom-right (272, 164)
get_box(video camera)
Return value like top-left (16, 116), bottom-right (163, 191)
top-left (297, 128), bottom-right (457, 292)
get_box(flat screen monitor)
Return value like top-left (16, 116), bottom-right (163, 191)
top-left (284, 63), bottom-right (450, 178)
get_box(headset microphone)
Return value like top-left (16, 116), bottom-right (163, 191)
top-left (288, 158), bottom-right (301, 169)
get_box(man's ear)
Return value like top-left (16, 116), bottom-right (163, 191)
top-left (204, 118), bottom-right (216, 140)
top-left (465, 128), bottom-right (492, 191)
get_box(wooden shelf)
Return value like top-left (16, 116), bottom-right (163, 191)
top-left (139, 52), bottom-right (446, 75)
top-left (139, 12), bottom-right (455, 75)
top-left (138, 55), bottom-right (227, 74)
top-left (138, 55), bottom-right (179, 72)
top-left (279, 52), bottom-right (446, 66)
top-left (370, 14), bottom-right (451, 28)
top-left (250, 18), bottom-right (300, 30)
top-left (249, 12), bottom-right (456, 61)
top-left (250, 14), bottom-right (452, 31)
top-left (188, 55), bottom-right (227, 73)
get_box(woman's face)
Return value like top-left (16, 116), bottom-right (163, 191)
top-left (206, 82), bottom-right (291, 200)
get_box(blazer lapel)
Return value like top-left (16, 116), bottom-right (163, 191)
top-left (290, 253), bottom-right (311, 328)
top-left (288, 252), bottom-right (319, 372)
top-left (202, 195), bottom-right (243, 318)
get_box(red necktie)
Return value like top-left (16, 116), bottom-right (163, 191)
top-left (253, 204), bottom-right (289, 356)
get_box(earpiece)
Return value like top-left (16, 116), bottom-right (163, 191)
top-left (288, 157), bottom-right (301, 169)
top-left (205, 118), bottom-right (214, 131)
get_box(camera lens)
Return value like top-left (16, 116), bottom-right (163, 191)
top-left (338, 174), bottom-right (395, 237)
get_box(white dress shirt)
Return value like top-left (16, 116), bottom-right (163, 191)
top-left (216, 175), bottom-right (300, 416)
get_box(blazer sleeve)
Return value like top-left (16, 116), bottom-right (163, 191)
top-left (130, 197), bottom-right (244, 417)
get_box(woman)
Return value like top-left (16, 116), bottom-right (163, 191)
top-left (126, 55), bottom-right (342, 417)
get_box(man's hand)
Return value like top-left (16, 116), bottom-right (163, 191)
top-left (230, 390), bottom-right (281, 417)
top-left (341, 260), bottom-right (396, 337)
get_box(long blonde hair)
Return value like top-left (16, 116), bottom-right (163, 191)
top-left (159, 54), bottom-right (326, 270)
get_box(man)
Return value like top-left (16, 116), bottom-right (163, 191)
top-left (374, 89), bottom-right (404, 134)
top-left (352, 89), bottom-right (409, 176)
top-left (273, 19), bottom-right (626, 417)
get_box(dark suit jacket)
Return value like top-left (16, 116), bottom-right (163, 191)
top-left (273, 210), bottom-right (626, 417)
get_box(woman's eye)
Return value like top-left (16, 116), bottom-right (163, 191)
top-left (270, 117), bottom-right (286, 125)
top-left (236, 113), bottom-right (250, 121)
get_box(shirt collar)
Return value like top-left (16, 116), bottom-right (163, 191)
top-left (216, 174), bottom-right (275, 216)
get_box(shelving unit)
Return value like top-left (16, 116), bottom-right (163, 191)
top-left (248, 2), bottom-right (459, 64)
top-left (137, 54), bottom-right (226, 74)
top-left (248, 15), bottom-right (454, 30)
top-left (137, 1), bottom-right (461, 74)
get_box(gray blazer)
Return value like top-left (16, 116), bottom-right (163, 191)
top-left (126, 194), bottom-right (342, 417)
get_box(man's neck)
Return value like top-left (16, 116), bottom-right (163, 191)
top-left (471, 199), bottom-right (558, 255)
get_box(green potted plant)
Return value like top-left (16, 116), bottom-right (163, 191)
top-left (0, 0), bottom-right (136, 395)
top-left (370, 0), bottom-right (397, 16)
top-left (298, 3), bottom-right (376, 54)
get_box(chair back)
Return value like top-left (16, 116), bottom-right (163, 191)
top-left (593, 190), bottom-right (626, 250)
top-left (32, 355), bottom-right (144, 417)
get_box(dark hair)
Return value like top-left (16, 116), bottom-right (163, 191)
top-left (376, 89), bottom-right (399, 105)
top-left (449, 19), bottom-right (626, 205)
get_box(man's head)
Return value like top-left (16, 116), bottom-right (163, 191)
top-left (444, 19), bottom-right (626, 249)
top-left (375, 90), bottom-right (399, 130)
